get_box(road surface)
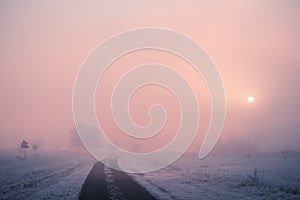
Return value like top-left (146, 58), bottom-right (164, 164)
top-left (79, 162), bottom-right (157, 200)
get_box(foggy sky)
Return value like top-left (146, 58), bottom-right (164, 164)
top-left (0, 0), bottom-right (299, 152)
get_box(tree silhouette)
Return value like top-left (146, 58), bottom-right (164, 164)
top-left (32, 144), bottom-right (38, 151)
top-left (21, 140), bottom-right (29, 160)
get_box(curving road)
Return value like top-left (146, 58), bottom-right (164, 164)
top-left (79, 162), bottom-right (157, 200)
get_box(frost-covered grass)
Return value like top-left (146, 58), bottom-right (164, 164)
top-left (1, 149), bottom-right (299, 200)
top-left (128, 152), bottom-right (300, 200)
top-left (0, 149), bottom-right (94, 200)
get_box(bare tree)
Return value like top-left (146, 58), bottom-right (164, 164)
top-left (31, 144), bottom-right (39, 159)
top-left (21, 140), bottom-right (29, 160)
top-left (32, 144), bottom-right (38, 151)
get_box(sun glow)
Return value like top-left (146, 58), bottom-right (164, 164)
top-left (248, 96), bottom-right (254, 103)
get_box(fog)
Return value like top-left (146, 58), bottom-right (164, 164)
top-left (0, 1), bottom-right (299, 153)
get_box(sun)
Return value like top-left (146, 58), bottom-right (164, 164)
top-left (248, 96), bottom-right (254, 103)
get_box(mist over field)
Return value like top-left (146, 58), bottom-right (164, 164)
top-left (1, 1), bottom-right (300, 154)
top-left (1, 1), bottom-right (300, 200)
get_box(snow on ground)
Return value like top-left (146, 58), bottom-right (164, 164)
top-left (127, 152), bottom-right (300, 200)
top-left (1, 149), bottom-right (299, 200)
top-left (0, 149), bottom-right (95, 200)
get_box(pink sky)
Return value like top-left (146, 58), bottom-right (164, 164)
top-left (0, 1), bottom-right (300, 152)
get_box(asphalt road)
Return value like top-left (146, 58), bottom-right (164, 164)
top-left (79, 162), bottom-right (157, 200)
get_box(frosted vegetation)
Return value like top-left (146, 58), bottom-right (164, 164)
top-left (0, 150), bottom-right (94, 200)
top-left (0, 149), bottom-right (299, 199)
top-left (129, 152), bottom-right (300, 200)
